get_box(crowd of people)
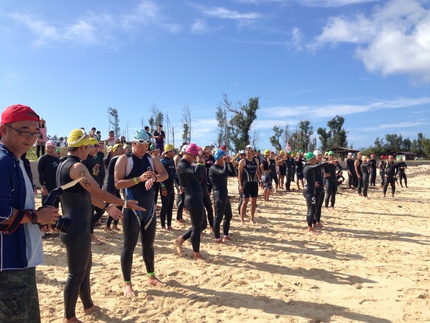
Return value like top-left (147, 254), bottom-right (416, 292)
top-left (0, 104), bottom-right (410, 323)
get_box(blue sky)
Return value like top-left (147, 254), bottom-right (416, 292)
top-left (1, 0), bottom-right (429, 151)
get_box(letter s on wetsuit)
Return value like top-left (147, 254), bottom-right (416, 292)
top-left (57, 156), bottom-right (94, 320)
top-left (303, 162), bottom-right (327, 228)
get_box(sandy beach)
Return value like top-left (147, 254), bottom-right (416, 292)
top-left (36, 165), bottom-right (430, 323)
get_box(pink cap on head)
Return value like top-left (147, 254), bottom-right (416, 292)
top-left (45, 140), bottom-right (56, 148)
top-left (186, 143), bottom-right (199, 156)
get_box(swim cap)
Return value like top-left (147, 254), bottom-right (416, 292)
top-left (328, 151), bottom-right (335, 156)
top-left (186, 143), bottom-right (199, 156)
top-left (220, 145), bottom-right (226, 150)
top-left (245, 144), bottom-right (254, 150)
top-left (164, 143), bottom-right (175, 152)
top-left (313, 150), bottom-right (322, 156)
top-left (298, 149), bottom-right (303, 153)
top-left (45, 140), bottom-right (56, 148)
top-left (305, 151), bottom-right (315, 161)
top-left (214, 149), bottom-right (225, 161)
top-left (280, 150), bottom-right (284, 154)
top-left (1, 104), bottom-right (39, 125)
top-left (67, 129), bottom-right (90, 148)
top-left (288, 151), bottom-right (292, 155)
top-left (133, 130), bottom-right (150, 142)
top-left (112, 143), bottom-right (122, 152)
top-left (239, 150), bottom-right (245, 154)
top-left (89, 137), bottom-right (99, 146)
top-left (264, 149), bottom-right (270, 156)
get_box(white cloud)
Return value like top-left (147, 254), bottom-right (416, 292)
top-left (312, 0), bottom-right (430, 81)
top-left (190, 19), bottom-right (209, 34)
top-left (261, 96), bottom-right (430, 119)
top-left (201, 7), bottom-right (261, 20)
top-left (8, 0), bottom-right (180, 47)
top-left (361, 121), bottom-right (430, 132)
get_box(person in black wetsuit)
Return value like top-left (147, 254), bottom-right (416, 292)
top-left (346, 152), bottom-right (357, 189)
top-left (285, 151), bottom-right (293, 191)
top-left (103, 143), bottom-right (124, 232)
top-left (369, 154), bottom-right (377, 187)
top-left (355, 152), bottom-right (363, 196)
top-left (174, 143), bottom-right (206, 261)
top-left (313, 150), bottom-right (325, 229)
top-left (276, 150), bottom-right (286, 189)
top-left (174, 146), bottom-right (186, 224)
top-left (261, 150), bottom-right (273, 202)
top-left (268, 151), bottom-right (279, 192)
top-left (238, 145), bottom-right (262, 224)
top-left (361, 156), bottom-right (370, 198)
top-left (114, 130), bottom-right (168, 297)
top-left (209, 149), bottom-right (236, 244)
top-left (397, 157), bottom-right (408, 188)
top-left (37, 140), bottom-right (60, 207)
top-left (383, 155), bottom-right (398, 197)
top-left (160, 144), bottom-right (176, 230)
top-left (296, 151), bottom-right (304, 190)
top-left (199, 148), bottom-right (214, 232)
top-left (302, 152), bottom-right (327, 235)
top-left (324, 151), bottom-right (340, 209)
top-left (57, 129), bottom-right (142, 322)
top-left (379, 156), bottom-right (387, 188)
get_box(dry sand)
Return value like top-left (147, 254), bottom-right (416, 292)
top-left (37, 165), bottom-right (430, 322)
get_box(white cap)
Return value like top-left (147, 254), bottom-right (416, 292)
top-left (313, 150), bottom-right (322, 156)
top-left (245, 144), bottom-right (254, 150)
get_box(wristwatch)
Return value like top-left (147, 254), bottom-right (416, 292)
top-left (25, 209), bottom-right (38, 225)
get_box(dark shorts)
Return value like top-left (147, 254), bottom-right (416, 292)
top-left (241, 181), bottom-right (258, 199)
top-left (0, 267), bottom-right (40, 323)
top-left (296, 172), bottom-right (303, 180)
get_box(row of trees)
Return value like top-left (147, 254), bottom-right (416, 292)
top-left (105, 97), bottom-right (429, 158)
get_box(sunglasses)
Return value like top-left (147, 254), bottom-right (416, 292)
top-left (134, 139), bottom-right (151, 144)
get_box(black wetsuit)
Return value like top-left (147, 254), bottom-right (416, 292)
top-left (303, 162), bottom-right (327, 227)
top-left (57, 156), bottom-right (94, 320)
top-left (383, 161), bottom-right (398, 196)
top-left (285, 157), bottom-right (293, 190)
top-left (268, 158), bottom-right (278, 186)
top-left (209, 162), bottom-right (236, 239)
top-left (369, 158), bottom-right (377, 187)
top-left (200, 166), bottom-right (214, 228)
top-left (296, 157), bottom-right (304, 180)
top-left (379, 160), bottom-right (386, 187)
top-left (37, 154), bottom-right (60, 207)
top-left (346, 158), bottom-right (357, 188)
top-left (324, 162), bottom-right (338, 208)
top-left (356, 159), bottom-right (363, 194)
top-left (103, 155), bottom-right (120, 228)
top-left (314, 165), bottom-right (325, 224)
top-left (160, 156), bottom-right (176, 228)
top-left (241, 158), bottom-right (259, 198)
top-left (177, 159), bottom-right (206, 252)
top-left (204, 154), bottom-right (215, 193)
top-left (397, 161), bottom-right (407, 187)
top-left (122, 153), bottom-right (156, 280)
top-left (361, 162), bottom-right (370, 197)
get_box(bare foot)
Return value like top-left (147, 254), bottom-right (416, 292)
top-left (174, 238), bottom-right (183, 256)
top-left (104, 227), bottom-right (113, 232)
top-left (177, 218), bottom-right (186, 224)
top-left (147, 276), bottom-right (166, 286)
top-left (250, 218), bottom-right (256, 224)
top-left (123, 284), bottom-right (135, 298)
top-left (91, 235), bottom-right (103, 245)
top-left (63, 317), bottom-right (83, 323)
top-left (215, 239), bottom-right (224, 244)
top-left (222, 236), bottom-right (232, 243)
top-left (193, 252), bottom-right (205, 262)
top-left (167, 226), bottom-right (174, 231)
top-left (307, 227), bottom-right (318, 235)
top-left (112, 225), bottom-right (120, 232)
top-left (84, 305), bottom-right (101, 315)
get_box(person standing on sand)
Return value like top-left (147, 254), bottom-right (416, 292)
top-left (355, 152), bottom-right (363, 196)
top-left (57, 128), bottom-right (143, 323)
top-left (383, 155), bottom-right (398, 197)
top-left (0, 104), bottom-right (59, 323)
top-left (238, 145), bottom-right (262, 224)
top-left (114, 130), bottom-right (168, 297)
top-left (313, 150), bottom-right (325, 230)
top-left (369, 154), bottom-right (377, 187)
top-left (174, 143), bottom-right (206, 261)
top-left (302, 152), bottom-right (327, 235)
top-left (397, 157), bottom-right (408, 188)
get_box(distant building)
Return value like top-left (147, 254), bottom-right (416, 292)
top-left (393, 151), bottom-right (417, 161)
top-left (329, 147), bottom-right (360, 160)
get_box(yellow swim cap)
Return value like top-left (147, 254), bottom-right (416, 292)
top-left (280, 150), bottom-right (284, 154)
top-left (67, 129), bottom-right (90, 148)
top-left (112, 143), bottom-right (122, 152)
top-left (264, 149), bottom-right (270, 156)
top-left (164, 144), bottom-right (175, 152)
top-left (89, 138), bottom-right (99, 146)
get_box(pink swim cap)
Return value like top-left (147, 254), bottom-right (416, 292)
top-left (186, 143), bottom-right (199, 156)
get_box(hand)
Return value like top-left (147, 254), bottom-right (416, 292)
top-left (106, 204), bottom-right (123, 220)
top-left (316, 182), bottom-right (320, 188)
top-left (145, 177), bottom-right (156, 190)
top-left (178, 186), bottom-right (183, 195)
top-left (41, 186), bottom-right (48, 196)
top-left (139, 171), bottom-right (155, 182)
top-left (238, 185), bottom-right (243, 193)
top-left (36, 206), bottom-right (59, 225)
top-left (126, 200), bottom-right (146, 212)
